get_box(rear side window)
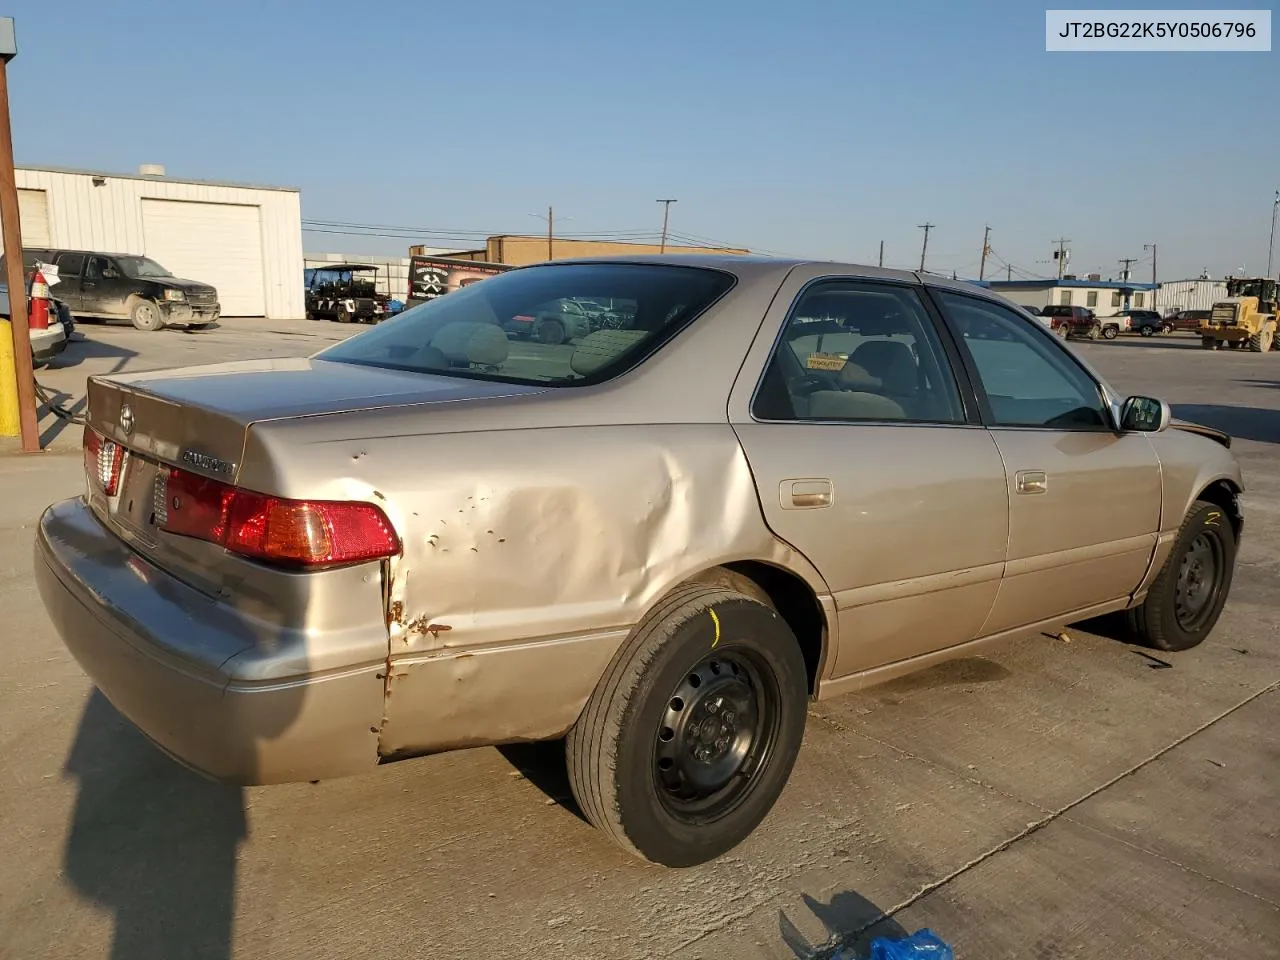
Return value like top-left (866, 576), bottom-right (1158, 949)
top-left (752, 280), bottom-right (965, 424)
top-left (318, 263), bottom-right (734, 386)
top-left (55, 253), bottom-right (85, 276)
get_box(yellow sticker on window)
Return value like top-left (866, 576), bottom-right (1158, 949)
top-left (806, 352), bottom-right (845, 371)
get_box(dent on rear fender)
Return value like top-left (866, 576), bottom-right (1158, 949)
top-left (364, 425), bottom-right (828, 755)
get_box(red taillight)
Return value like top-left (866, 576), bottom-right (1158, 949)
top-left (82, 428), bottom-right (122, 496)
top-left (157, 466), bottom-right (399, 568)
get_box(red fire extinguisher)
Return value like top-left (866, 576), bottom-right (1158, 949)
top-left (28, 269), bottom-right (49, 330)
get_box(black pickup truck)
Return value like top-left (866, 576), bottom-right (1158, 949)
top-left (25, 248), bottom-right (220, 331)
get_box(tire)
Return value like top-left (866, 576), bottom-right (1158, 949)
top-left (1250, 328), bottom-right (1275, 353)
top-left (129, 299), bottom-right (164, 332)
top-left (537, 318), bottom-right (566, 346)
top-left (1140, 325), bottom-right (1154, 337)
top-left (1126, 500), bottom-right (1236, 652)
top-left (336, 306), bottom-right (353, 324)
top-left (1056, 324), bottom-right (1070, 340)
top-left (1201, 337), bottom-right (1218, 350)
top-left (1086, 323), bottom-right (1100, 341)
top-left (1162, 324), bottom-right (1174, 335)
top-left (566, 583), bottom-right (808, 867)
top-left (1102, 325), bottom-right (1119, 340)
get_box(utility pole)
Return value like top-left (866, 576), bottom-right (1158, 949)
top-left (1052, 238), bottom-right (1070, 279)
top-left (0, 19), bottom-right (37, 452)
top-left (1007, 264), bottom-right (1012, 281)
top-left (1144, 242), bottom-right (1157, 288)
top-left (546, 205), bottom-right (553, 262)
top-left (1268, 190), bottom-right (1279, 278)
top-left (656, 199), bottom-right (677, 253)
top-left (917, 222), bottom-right (934, 272)
top-left (878, 240), bottom-right (884, 268)
top-left (978, 225), bottom-right (991, 281)
top-left (1118, 257), bottom-right (1137, 282)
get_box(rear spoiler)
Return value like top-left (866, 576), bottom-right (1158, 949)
top-left (1171, 419), bottom-right (1231, 449)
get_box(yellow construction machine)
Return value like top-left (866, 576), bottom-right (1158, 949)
top-left (1200, 277), bottom-right (1278, 352)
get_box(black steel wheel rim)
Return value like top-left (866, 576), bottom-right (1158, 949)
top-left (653, 647), bottom-right (781, 822)
top-left (1175, 531), bottom-right (1223, 631)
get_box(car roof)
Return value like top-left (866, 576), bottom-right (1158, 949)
top-left (310, 263), bottom-right (379, 272)
top-left (518, 253), bottom-right (928, 285)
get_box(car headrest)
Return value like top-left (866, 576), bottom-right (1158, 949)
top-left (570, 330), bottom-right (647, 376)
top-left (852, 340), bottom-right (917, 395)
top-left (430, 321), bottom-right (509, 368)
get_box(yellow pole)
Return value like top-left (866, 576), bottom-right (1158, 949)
top-left (0, 317), bottom-right (15, 434)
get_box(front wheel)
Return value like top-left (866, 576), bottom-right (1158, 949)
top-left (1201, 337), bottom-right (1218, 350)
top-left (129, 299), bottom-right (164, 332)
top-left (1126, 500), bottom-right (1236, 651)
top-left (536, 318), bottom-right (566, 345)
top-left (566, 583), bottom-right (807, 867)
top-left (1162, 323), bottom-right (1174, 334)
top-left (1102, 325), bottom-right (1119, 340)
top-left (1056, 324), bottom-right (1070, 340)
top-left (335, 305), bottom-right (353, 324)
top-left (1086, 323), bottom-right (1101, 341)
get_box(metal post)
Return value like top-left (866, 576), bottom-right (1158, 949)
top-left (878, 240), bottom-right (883, 267)
top-left (0, 36), bottom-right (39, 452)
top-left (1268, 191), bottom-right (1279, 279)
top-left (917, 223), bottom-right (933, 272)
top-left (657, 199), bottom-right (676, 253)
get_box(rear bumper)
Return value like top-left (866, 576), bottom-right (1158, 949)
top-left (35, 498), bottom-right (384, 785)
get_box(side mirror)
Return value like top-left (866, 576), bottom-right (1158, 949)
top-left (1121, 396), bottom-right (1171, 433)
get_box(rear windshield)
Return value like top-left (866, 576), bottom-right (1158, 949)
top-left (317, 262), bottom-right (735, 386)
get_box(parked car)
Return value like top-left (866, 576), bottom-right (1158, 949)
top-left (1169, 309), bottom-right (1211, 332)
top-left (37, 257), bottom-right (1243, 868)
top-left (305, 264), bottom-right (390, 324)
top-left (505, 297), bottom-right (596, 344)
top-left (1, 252), bottom-right (77, 342)
top-left (0, 278), bottom-right (67, 367)
top-left (1039, 304), bottom-right (1103, 339)
top-left (24, 248), bottom-right (219, 331)
top-left (1113, 309), bottom-right (1170, 337)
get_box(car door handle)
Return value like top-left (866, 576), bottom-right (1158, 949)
top-left (780, 478), bottom-right (833, 509)
top-left (1015, 470), bottom-right (1048, 495)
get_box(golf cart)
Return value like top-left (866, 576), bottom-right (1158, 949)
top-left (304, 264), bottom-right (390, 324)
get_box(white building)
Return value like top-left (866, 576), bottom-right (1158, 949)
top-left (5, 165), bottom-right (304, 319)
top-left (1155, 279), bottom-right (1229, 315)
top-left (985, 278), bottom-right (1158, 317)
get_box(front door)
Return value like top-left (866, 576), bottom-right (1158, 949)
top-left (930, 289), bottom-right (1162, 634)
top-left (730, 274), bottom-right (1010, 678)
top-left (80, 255), bottom-right (132, 318)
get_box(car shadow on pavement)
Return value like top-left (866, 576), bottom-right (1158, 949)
top-left (780, 890), bottom-right (909, 959)
top-left (62, 691), bottom-right (245, 960)
top-left (1172, 404), bottom-right (1280, 444)
top-left (46, 336), bottom-right (138, 373)
top-left (496, 740), bottom-right (587, 823)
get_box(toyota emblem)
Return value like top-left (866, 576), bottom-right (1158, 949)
top-left (119, 404), bottom-right (134, 434)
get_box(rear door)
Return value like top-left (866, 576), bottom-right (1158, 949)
top-left (51, 252), bottom-right (86, 311)
top-left (729, 269), bottom-right (1009, 678)
top-left (929, 288), bottom-right (1161, 633)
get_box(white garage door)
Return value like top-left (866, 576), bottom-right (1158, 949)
top-left (141, 199), bottom-right (265, 316)
top-left (17, 189), bottom-right (50, 247)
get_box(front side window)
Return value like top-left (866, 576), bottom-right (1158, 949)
top-left (318, 263), bottom-right (733, 386)
top-left (116, 256), bottom-right (173, 279)
top-left (752, 280), bottom-right (964, 423)
top-left (934, 291), bottom-right (1111, 430)
top-left (84, 256), bottom-right (111, 280)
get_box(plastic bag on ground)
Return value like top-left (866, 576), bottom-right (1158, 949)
top-left (868, 928), bottom-right (955, 959)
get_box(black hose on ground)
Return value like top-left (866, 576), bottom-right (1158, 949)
top-left (33, 379), bottom-right (87, 426)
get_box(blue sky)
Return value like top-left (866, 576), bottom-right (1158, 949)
top-left (6, 0), bottom-right (1276, 280)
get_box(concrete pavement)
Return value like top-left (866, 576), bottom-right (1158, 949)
top-left (1, 323), bottom-right (1276, 960)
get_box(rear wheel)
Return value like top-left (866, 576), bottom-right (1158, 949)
top-left (1126, 500), bottom-right (1236, 652)
top-left (566, 583), bottom-right (807, 867)
top-left (1140, 325), bottom-right (1154, 338)
top-left (129, 299), bottom-right (164, 332)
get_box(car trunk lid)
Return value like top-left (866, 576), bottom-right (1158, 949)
top-left (83, 357), bottom-right (546, 595)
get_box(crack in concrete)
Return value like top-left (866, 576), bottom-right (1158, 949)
top-left (802, 681), bottom-right (1280, 960)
